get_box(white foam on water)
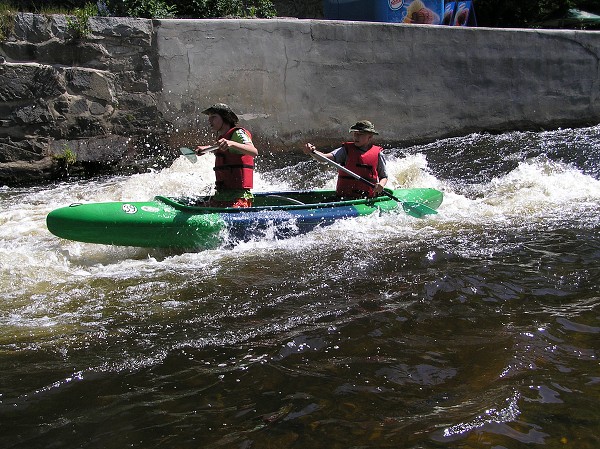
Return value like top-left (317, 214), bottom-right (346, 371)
top-left (442, 157), bottom-right (600, 225)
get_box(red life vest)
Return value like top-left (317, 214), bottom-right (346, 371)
top-left (336, 142), bottom-right (382, 198)
top-left (214, 127), bottom-right (255, 190)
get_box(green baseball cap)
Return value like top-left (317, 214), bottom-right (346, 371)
top-left (349, 120), bottom-right (379, 134)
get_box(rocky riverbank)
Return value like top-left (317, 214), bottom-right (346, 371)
top-left (1, 14), bottom-right (166, 185)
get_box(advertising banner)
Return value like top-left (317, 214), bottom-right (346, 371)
top-left (443, 1), bottom-right (457, 25)
top-left (323, 0), bottom-right (445, 24)
top-left (386, 0), bottom-right (445, 24)
top-left (451, 1), bottom-right (477, 26)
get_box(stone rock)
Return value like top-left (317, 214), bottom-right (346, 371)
top-left (0, 63), bottom-right (65, 101)
top-left (141, 54), bottom-right (153, 70)
top-left (12, 13), bottom-right (56, 43)
top-left (122, 71), bottom-right (149, 92)
top-left (0, 137), bottom-right (47, 163)
top-left (65, 67), bottom-right (116, 103)
top-left (69, 97), bottom-right (90, 115)
top-left (90, 17), bottom-right (153, 44)
top-left (2, 40), bottom-right (110, 68)
top-left (0, 158), bottom-right (54, 186)
top-left (49, 134), bottom-right (130, 162)
top-left (89, 101), bottom-right (107, 115)
top-left (0, 14), bottom-right (165, 185)
top-left (12, 101), bottom-right (54, 125)
top-left (71, 116), bottom-right (108, 138)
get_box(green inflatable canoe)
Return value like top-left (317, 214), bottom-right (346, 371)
top-left (46, 188), bottom-right (443, 249)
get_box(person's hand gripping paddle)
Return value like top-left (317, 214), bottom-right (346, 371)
top-left (179, 145), bottom-right (220, 163)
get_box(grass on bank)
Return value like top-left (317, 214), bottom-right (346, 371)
top-left (0, 1), bottom-right (100, 38)
top-left (0, 1), bottom-right (16, 40)
top-left (0, 0), bottom-right (71, 15)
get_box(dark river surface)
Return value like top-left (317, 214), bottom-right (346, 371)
top-left (1, 126), bottom-right (599, 448)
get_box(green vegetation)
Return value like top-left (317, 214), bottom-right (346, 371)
top-left (172, 0), bottom-right (276, 19)
top-left (112, 0), bottom-right (277, 19)
top-left (116, 0), bottom-right (176, 19)
top-left (0, 0), bottom-right (70, 15)
top-left (53, 145), bottom-right (77, 166)
top-left (66, 2), bottom-right (97, 37)
top-left (0, 0), bottom-right (276, 19)
top-left (127, 0), bottom-right (177, 19)
top-left (0, 2), bottom-right (15, 40)
top-left (475, 0), bottom-right (600, 28)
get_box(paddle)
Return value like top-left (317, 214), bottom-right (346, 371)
top-left (180, 145), bottom-right (220, 163)
top-left (310, 150), bottom-right (438, 218)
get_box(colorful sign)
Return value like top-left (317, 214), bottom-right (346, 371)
top-left (393, 0), bottom-right (445, 24)
top-left (452, 1), bottom-right (477, 26)
top-left (443, 2), bottom-right (456, 25)
top-left (323, 0), bottom-right (445, 24)
top-left (389, 0), bottom-right (404, 11)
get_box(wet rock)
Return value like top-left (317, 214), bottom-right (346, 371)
top-left (12, 101), bottom-right (54, 125)
top-left (49, 134), bottom-right (130, 163)
top-left (0, 63), bottom-right (65, 102)
top-left (65, 67), bottom-right (116, 103)
top-left (0, 158), bottom-right (54, 186)
top-left (0, 137), bottom-right (46, 163)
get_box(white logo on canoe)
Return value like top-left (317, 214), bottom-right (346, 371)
top-left (122, 204), bottom-right (137, 214)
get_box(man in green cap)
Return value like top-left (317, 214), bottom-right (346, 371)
top-left (303, 120), bottom-right (388, 199)
top-left (195, 103), bottom-right (259, 207)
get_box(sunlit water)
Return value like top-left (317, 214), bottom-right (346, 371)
top-left (1, 126), bottom-right (599, 448)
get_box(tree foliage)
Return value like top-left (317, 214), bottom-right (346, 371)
top-left (105, 0), bottom-right (276, 19)
top-left (473, 0), bottom-right (599, 28)
top-left (173, 0), bottom-right (276, 19)
top-left (4, 0), bottom-right (276, 18)
top-left (109, 0), bottom-right (176, 19)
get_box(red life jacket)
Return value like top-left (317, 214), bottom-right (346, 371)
top-left (214, 127), bottom-right (255, 190)
top-left (336, 142), bottom-right (382, 198)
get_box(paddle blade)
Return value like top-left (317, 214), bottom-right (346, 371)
top-left (401, 201), bottom-right (438, 218)
top-left (180, 147), bottom-right (197, 163)
top-left (381, 190), bottom-right (438, 218)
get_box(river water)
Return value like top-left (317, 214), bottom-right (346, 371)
top-left (1, 126), bottom-right (599, 448)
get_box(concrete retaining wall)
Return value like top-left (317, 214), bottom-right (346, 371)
top-left (156, 19), bottom-right (600, 150)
